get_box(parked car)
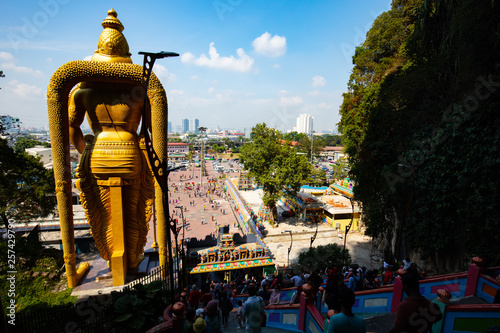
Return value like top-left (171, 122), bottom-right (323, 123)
top-left (281, 210), bottom-right (295, 217)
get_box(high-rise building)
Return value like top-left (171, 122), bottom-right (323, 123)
top-left (296, 114), bottom-right (313, 135)
top-left (181, 119), bottom-right (189, 133)
top-left (167, 121), bottom-right (172, 133)
top-left (189, 118), bottom-right (200, 133)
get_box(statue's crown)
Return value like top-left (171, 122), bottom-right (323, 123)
top-left (92, 9), bottom-right (132, 63)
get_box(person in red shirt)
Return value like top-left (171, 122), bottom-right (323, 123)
top-left (383, 267), bottom-right (394, 285)
top-left (389, 272), bottom-right (442, 333)
top-left (189, 284), bottom-right (202, 310)
top-left (200, 286), bottom-right (213, 308)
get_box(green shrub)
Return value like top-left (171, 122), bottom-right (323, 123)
top-left (295, 243), bottom-right (351, 273)
top-left (0, 238), bottom-right (76, 315)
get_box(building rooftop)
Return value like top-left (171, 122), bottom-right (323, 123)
top-left (168, 142), bottom-right (189, 146)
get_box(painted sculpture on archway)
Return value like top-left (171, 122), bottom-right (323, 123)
top-left (47, 9), bottom-right (169, 287)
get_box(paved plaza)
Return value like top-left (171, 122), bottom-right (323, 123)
top-left (71, 159), bottom-right (245, 296)
top-left (166, 160), bottom-right (241, 243)
top-left (71, 158), bottom-right (382, 297)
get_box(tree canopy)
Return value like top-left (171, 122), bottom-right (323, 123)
top-left (0, 138), bottom-right (56, 227)
top-left (330, 158), bottom-right (349, 180)
top-left (307, 168), bottom-right (328, 187)
top-left (283, 131), bottom-right (326, 161)
top-left (339, 0), bottom-right (500, 271)
top-left (322, 134), bottom-right (343, 147)
top-left (14, 136), bottom-right (50, 154)
top-left (240, 123), bottom-right (311, 222)
top-left (295, 243), bottom-right (351, 274)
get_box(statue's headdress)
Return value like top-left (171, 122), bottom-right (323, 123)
top-left (91, 9), bottom-right (132, 63)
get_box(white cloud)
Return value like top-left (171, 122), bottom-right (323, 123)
top-left (208, 87), bottom-right (216, 94)
top-left (205, 79), bottom-right (218, 86)
top-left (181, 42), bottom-right (254, 72)
top-left (0, 52), bottom-right (42, 76)
top-left (312, 75), bottom-right (326, 87)
top-left (307, 90), bottom-right (321, 96)
top-left (169, 89), bottom-right (184, 95)
top-left (154, 64), bottom-right (176, 83)
top-left (0, 51), bottom-right (14, 61)
top-left (252, 32), bottom-right (287, 57)
top-left (280, 95), bottom-right (304, 107)
top-left (9, 80), bottom-right (42, 99)
top-left (191, 75), bottom-right (199, 80)
top-left (181, 52), bottom-right (195, 63)
top-left (317, 102), bottom-right (332, 109)
top-left (272, 64), bottom-right (281, 69)
top-left (1, 63), bottom-right (43, 76)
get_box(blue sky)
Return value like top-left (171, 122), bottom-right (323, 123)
top-left (0, 0), bottom-right (391, 133)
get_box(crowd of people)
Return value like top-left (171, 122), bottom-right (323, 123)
top-left (145, 260), bottom-right (468, 333)
top-left (146, 278), bottom-right (266, 333)
top-left (150, 164), bottom-right (447, 332)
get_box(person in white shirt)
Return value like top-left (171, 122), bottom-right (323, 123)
top-left (290, 274), bottom-right (304, 287)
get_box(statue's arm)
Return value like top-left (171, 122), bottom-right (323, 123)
top-left (68, 88), bottom-right (86, 154)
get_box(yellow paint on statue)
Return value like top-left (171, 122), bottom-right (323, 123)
top-left (47, 9), bottom-right (169, 287)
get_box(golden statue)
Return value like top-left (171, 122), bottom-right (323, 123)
top-left (47, 9), bottom-right (170, 287)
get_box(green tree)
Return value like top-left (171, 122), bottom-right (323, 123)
top-left (339, 0), bottom-right (500, 271)
top-left (295, 244), bottom-right (351, 273)
top-left (240, 123), bottom-right (311, 224)
top-left (0, 70), bottom-right (4, 89)
top-left (338, 0), bottom-right (424, 262)
top-left (0, 138), bottom-right (56, 227)
top-left (283, 131), bottom-right (307, 142)
top-left (330, 158), bottom-right (349, 181)
top-left (323, 134), bottom-right (343, 147)
top-left (307, 168), bottom-right (327, 187)
top-left (14, 136), bottom-right (50, 154)
top-left (292, 135), bottom-right (326, 161)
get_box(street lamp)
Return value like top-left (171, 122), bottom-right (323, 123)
top-left (198, 127), bottom-right (207, 193)
top-left (343, 196), bottom-right (355, 268)
top-left (282, 230), bottom-right (293, 272)
top-left (310, 130), bottom-right (315, 164)
top-left (151, 198), bottom-right (158, 250)
top-left (310, 224), bottom-right (318, 249)
top-left (176, 205), bottom-right (187, 288)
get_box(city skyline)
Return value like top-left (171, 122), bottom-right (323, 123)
top-left (0, 1), bottom-right (392, 132)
